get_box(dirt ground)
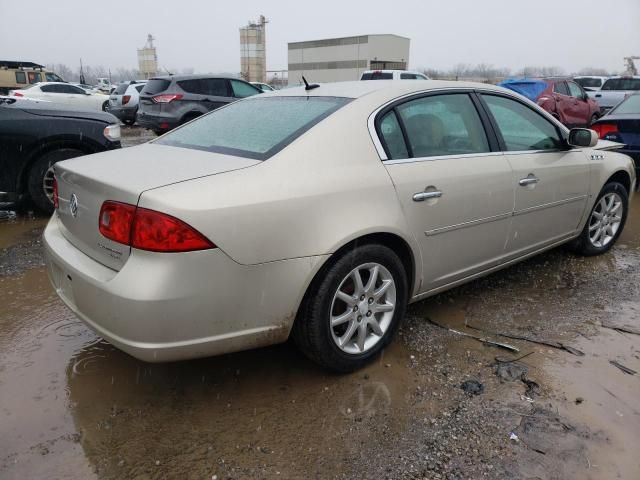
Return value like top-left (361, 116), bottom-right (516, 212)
top-left (1, 136), bottom-right (638, 479)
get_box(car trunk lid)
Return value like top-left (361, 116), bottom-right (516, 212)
top-left (54, 144), bottom-right (261, 271)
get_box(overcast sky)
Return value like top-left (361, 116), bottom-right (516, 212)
top-left (1, 0), bottom-right (638, 74)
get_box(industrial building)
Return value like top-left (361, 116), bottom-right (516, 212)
top-left (138, 34), bottom-right (158, 79)
top-left (287, 34), bottom-right (410, 84)
top-left (240, 16), bottom-right (267, 83)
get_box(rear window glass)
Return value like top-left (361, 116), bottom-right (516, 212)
top-left (114, 83), bottom-right (129, 95)
top-left (601, 78), bottom-right (640, 91)
top-left (612, 94), bottom-right (640, 114)
top-left (142, 79), bottom-right (171, 95)
top-left (156, 96), bottom-right (350, 160)
top-left (362, 72), bottom-right (393, 80)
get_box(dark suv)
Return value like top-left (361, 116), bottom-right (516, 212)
top-left (137, 75), bottom-right (261, 134)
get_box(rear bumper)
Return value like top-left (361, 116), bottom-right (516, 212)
top-left (43, 214), bottom-right (326, 362)
top-left (136, 110), bottom-right (179, 132)
top-left (109, 106), bottom-right (137, 122)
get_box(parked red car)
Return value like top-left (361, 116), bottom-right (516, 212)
top-left (498, 78), bottom-right (600, 128)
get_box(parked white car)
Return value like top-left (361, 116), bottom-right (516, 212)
top-left (574, 76), bottom-right (609, 91)
top-left (361, 70), bottom-right (430, 80)
top-left (588, 76), bottom-right (640, 114)
top-left (10, 82), bottom-right (110, 112)
top-left (109, 80), bottom-right (147, 125)
top-left (45, 81), bottom-right (635, 372)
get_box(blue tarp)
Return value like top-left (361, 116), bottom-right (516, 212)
top-left (498, 78), bottom-right (548, 102)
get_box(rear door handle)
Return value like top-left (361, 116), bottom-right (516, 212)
top-left (519, 175), bottom-right (539, 186)
top-left (413, 190), bottom-right (442, 202)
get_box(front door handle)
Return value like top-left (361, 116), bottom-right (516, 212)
top-left (413, 190), bottom-right (442, 202)
top-left (519, 175), bottom-right (540, 187)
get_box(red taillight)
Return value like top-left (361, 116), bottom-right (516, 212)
top-left (122, 95), bottom-right (131, 105)
top-left (591, 123), bottom-right (619, 139)
top-left (53, 177), bottom-right (59, 209)
top-left (98, 201), bottom-right (215, 253)
top-left (99, 201), bottom-right (136, 245)
top-left (152, 94), bottom-right (183, 104)
top-left (13, 91), bottom-right (24, 97)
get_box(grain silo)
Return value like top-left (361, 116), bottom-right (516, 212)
top-left (138, 34), bottom-right (158, 79)
top-left (239, 16), bottom-right (267, 83)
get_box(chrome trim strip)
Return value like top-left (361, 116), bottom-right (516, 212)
top-left (513, 195), bottom-right (587, 216)
top-left (425, 211), bottom-right (511, 237)
top-left (384, 151), bottom-right (504, 165)
top-left (424, 195), bottom-right (587, 236)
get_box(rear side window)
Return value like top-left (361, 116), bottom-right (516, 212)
top-left (553, 82), bottom-right (569, 95)
top-left (135, 84), bottom-right (145, 93)
top-left (230, 80), bottom-right (260, 98)
top-left (114, 83), bottom-right (129, 95)
top-left (178, 78), bottom-right (229, 96)
top-left (601, 78), bottom-right (640, 91)
top-left (362, 72), bottom-right (393, 80)
top-left (15, 72), bottom-right (26, 84)
top-left (142, 79), bottom-right (171, 95)
top-left (40, 84), bottom-right (61, 93)
top-left (390, 94), bottom-right (490, 158)
top-left (482, 94), bottom-right (563, 151)
top-left (156, 96), bottom-right (350, 160)
top-left (378, 111), bottom-right (409, 159)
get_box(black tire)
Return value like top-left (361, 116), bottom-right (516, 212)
top-left (152, 129), bottom-right (164, 136)
top-left (180, 112), bottom-right (202, 125)
top-left (589, 114), bottom-right (599, 126)
top-left (292, 243), bottom-right (408, 372)
top-left (123, 118), bottom-right (135, 126)
top-left (102, 100), bottom-right (109, 112)
top-left (28, 148), bottom-right (85, 214)
top-left (569, 181), bottom-right (628, 256)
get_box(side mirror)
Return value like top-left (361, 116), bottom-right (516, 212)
top-left (568, 128), bottom-right (598, 148)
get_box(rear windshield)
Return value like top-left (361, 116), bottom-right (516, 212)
top-left (142, 79), bottom-right (171, 95)
top-left (114, 83), bottom-right (129, 95)
top-left (612, 94), bottom-right (640, 114)
top-left (361, 72), bottom-right (393, 80)
top-left (601, 78), bottom-right (640, 91)
top-left (156, 96), bottom-right (350, 160)
top-left (574, 77), bottom-right (602, 88)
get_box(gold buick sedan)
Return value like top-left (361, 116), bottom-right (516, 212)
top-left (44, 80), bottom-right (635, 371)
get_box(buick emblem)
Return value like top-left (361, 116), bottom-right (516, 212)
top-left (69, 193), bottom-right (79, 218)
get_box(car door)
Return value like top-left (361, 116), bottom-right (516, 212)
top-left (377, 92), bottom-right (514, 292)
top-left (62, 84), bottom-right (91, 109)
top-left (478, 93), bottom-right (590, 258)
top-left (567, 81), bottom-right (591, 126)
top-left (552, 81), bottom-right (574, 125)
top-left (39, 84), bottom-right (68, 104)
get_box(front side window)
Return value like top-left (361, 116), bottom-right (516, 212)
top-left (15, 72), bottom-right (26, 84)
top-left (45, 73), bottom-right (63, 82)
top-left (156, 96), bottom-right (349, 160)
top-left (230, 80), bottom-right (260, 98)
top-left (27, 72), bottom-right (41, 84)
top-left (567, 82), bottom-right (584, 98)
top-left (40, 84), bottom-right (61, 93)
top-left (482, 94), bottom-right (563, 151)
top-left (393, 94), bottom-right (490, 158)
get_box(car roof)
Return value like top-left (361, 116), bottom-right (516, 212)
top-left (272, 80), bottom-right (508, 100)
top-left (150, 74), bottom-right (244, 82)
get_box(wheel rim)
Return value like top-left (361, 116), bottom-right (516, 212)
top-left (589, 192), bottom-right (623, 248)
top-left (43, 165), bottom-right (55, 203)
top-left (329, 262), bottom-right (396, 355)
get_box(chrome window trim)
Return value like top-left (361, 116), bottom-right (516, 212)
top-left (384, 151), bottom-right (503, 165)
top-left (367, 87), bottom-right (570, 162)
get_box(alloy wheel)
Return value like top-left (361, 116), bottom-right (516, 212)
top-left (329, 262), bottom-right (396, 355)
top-left (42, 165), bottom-right (55, 204)
top-left (588, 192), bottom-right (623, 248)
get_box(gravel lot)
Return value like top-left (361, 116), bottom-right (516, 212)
top-left (1, 136), bottom-right (638, 479)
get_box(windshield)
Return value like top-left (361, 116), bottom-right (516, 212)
top-left (156, 96), bottom-right (350, 159)
top-left (612, 94), bottom-right (640, 114)
top-left (574, 77), bottom-right (602, 88)
top-left (601, 78), bottom-right (640, 91)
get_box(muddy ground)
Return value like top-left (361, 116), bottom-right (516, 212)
top-left (1, 132), bottom-right (639, 479)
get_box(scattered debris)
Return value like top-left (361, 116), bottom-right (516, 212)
top-left (575, 397), bottom-right (584, 405)
top-left (427, 318), bottom-right (519, 352)
top-left (460, 379), bottom-right (484, 395)
top-left (509, 432), bottom-right (519, 443)
top-left (601, 322), bottom-right (640, 336)
top-left (609, 360), bottom-right (637, 375)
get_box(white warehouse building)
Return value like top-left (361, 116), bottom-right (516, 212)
top-left (287, 34), bottom-right (410, 85)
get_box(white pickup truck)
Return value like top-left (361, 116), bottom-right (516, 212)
top-left (588, 76), bottom-right (640, 114)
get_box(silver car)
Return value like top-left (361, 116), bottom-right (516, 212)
top-left (44, 81), bottom-right (635, 371)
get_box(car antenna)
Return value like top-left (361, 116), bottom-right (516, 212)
top-left (302, 76), bottom-right (319, 91)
